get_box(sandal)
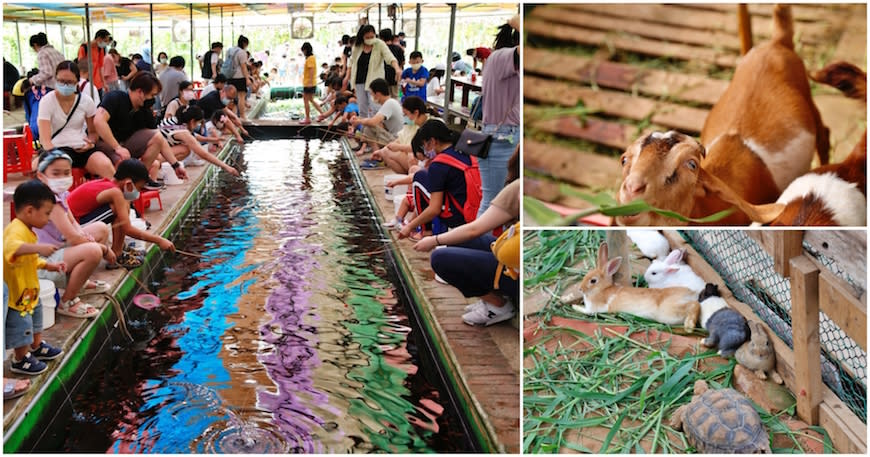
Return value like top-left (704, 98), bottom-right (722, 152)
top-left (3, 378), bottom-right (31, 400)
top-left (82, 280), bottom-right (111, 294)
top-left (56, 297), bottom-right (99, 318)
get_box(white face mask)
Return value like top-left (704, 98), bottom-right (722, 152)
top-left (411, 63), bottom-right (422, 71)
top-left (364, 38), bottom-right (376, 46)
top-left (46, 176), bottom-right (73, 194)
top-left (182, 90), bottom-right (195, 101)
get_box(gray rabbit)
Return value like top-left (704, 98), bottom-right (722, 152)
top-left (736, 320), bottom-right (784, 384)
top-left (698, 284), bottom-right (750, 357)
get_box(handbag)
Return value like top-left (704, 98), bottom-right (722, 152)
top-left (455, 94), bottom-right (514, 159)
top-left (455, 128), bottom-right (493, 158)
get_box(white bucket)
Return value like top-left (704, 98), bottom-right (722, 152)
top-left (127, 218), bottom-right (148, 251)
top-left (161, 162), bottom-right (184, 185)
top-left (384, 174), bottom-right (408, 198)
top-left (38, 279), bottom-right (58, 329)
top-left (393, 194), bottom-right (407, 220)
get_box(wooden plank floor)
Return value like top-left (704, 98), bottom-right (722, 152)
top-left (523, 3), bottom-right (867, 212)
top-left (355, 149), bottom-right (521, 453)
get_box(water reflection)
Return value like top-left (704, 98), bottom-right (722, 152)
top-left (41, 139), bottom-right (461, 453)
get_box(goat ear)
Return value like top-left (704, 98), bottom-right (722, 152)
top-left (698, 168), bottom-right (786, 223)
top-left (597, 243), bottom-right (609, 267)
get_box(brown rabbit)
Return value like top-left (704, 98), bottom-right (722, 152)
top-left (573, 243), bottom-right (701, 328)
top-left (735, 321), bottom-right (783, 384)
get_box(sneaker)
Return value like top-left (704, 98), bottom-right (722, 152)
top-left (383, 217), bottom-right (404, 229)
top-left (464, 299), bottom-right (487, 313)
top-left (144, 179), bottom-right (164, 191)
top-left (462, 301), bottom-right (515, 327)
top-left (183, 154), bottom-right (207, 167)
top-left (360, 159), bottom-right (383, 169)
top-left (30, 341), bottom-right (63, 361)
top-left (10, 353), bottom-right (47, 376)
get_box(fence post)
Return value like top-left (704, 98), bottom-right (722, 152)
top-left (790, 255), bottom-right (821, 425)
top-left (773, 230), bottom-right (804, 277)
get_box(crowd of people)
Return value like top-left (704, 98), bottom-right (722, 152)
top-left (4, 15), bottom-right (518, 400)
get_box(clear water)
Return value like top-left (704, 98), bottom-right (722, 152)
top-left (35, 139), bottom-right (467, 453)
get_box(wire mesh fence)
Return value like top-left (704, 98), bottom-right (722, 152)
top-left (682, 230), bottom-right (867, 424)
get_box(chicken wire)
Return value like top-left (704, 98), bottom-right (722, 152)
top-left (681, 230), bottom-right (867, 424)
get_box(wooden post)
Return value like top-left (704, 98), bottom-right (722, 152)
top-left (773, 230), bottom-right (804, 277)
top-left (737, 4), bottom-right (753, 55)
top-left (790, 255), bottom-right (822, 425)
top-left (605, 231), bottom-right (631, 286)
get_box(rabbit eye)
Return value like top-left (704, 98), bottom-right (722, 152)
top-left (590, 278), bottom-right (597, 284)
top-left (620, 156), bottom-right (628, 166)
top-left (651, 272), bottom-right (657, 276)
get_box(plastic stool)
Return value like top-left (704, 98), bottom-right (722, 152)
top-left (133, 190), bottom-right (162, 215)
top-left (71, 168), bottom-right (88, 190)
top-left (3, 125), bottom-right (34, 181)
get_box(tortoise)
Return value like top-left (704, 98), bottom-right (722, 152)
top-left (669, 380), bottom-right (771, 453)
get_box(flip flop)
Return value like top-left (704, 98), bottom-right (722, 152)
top-left (4, 378), bottom-right (30, 400)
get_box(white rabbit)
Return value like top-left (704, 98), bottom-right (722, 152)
top-left (644, 249), bottom-right (706, 294)
top-left (626, 229), bottom-right (670, 259)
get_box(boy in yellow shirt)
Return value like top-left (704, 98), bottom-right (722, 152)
top-left (4, 180), bottom-right (67, 375)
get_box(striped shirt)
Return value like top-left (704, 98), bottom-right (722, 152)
top-left (158, 116), bottom-right (188, 146)
top-left (31, 45), bottom-right (66, 88)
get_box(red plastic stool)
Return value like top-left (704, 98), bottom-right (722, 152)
top-left (3, 125), bottom-right (34, 182)
top-left (71, 168), bottom-right (89, 191)
top-left (133, 190), bottom-right (162, 215)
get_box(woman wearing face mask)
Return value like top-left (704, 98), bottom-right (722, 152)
top-left (162, 80), bottom-right (196, 120)
top-left (367, 96), bottom-right (431, 174)
top-left (154, 52), bottom-right (169, 76)
top-left (66, 159), bottom-right (177, 269)
top-left (37, 61), bottom-right (116, 180)
top-left (33, 150), bottom-right (113, 318)
top-left (397, 119), bottom-right (481, 240)
top-left (343, 24), bottom-right (402, 119)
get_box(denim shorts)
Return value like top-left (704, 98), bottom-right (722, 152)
top-left (5, 299), bottom-right (44, 350)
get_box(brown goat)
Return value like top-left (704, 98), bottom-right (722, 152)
top-left (616, 5), bottom-right (829, 226)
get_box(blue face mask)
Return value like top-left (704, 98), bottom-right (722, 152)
top-left (221, 97), bottom-right (231, 106)
top-left (56, 83), bottom-right (76, 96)
top-left (403, 116), bottom-right (413, 126)
top-left (122, 183), bottom-right (140, 201)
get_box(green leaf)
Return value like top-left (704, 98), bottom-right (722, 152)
top-left (523, 196), bottom-right (565, 226)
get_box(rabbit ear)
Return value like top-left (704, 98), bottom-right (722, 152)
top-left (605, 257), bottom-right (623, 277)
top-left (665, 249), bottom-right (682, 265)
top-left (597, 243), bottom-right (609, 267)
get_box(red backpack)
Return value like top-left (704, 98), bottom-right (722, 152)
top-left (430, 152), bottom-right (482, 223)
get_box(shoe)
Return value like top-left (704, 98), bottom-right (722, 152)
top-left (462, 301), bottom-right (515, 326)
top-left (144, 179), bottom-right (164, 191)
top-left (464, 300), bottom-right (487, 313)
top-left (10, 353), bottom-right (47, 376)
top-left (299, 119), bottom-right (311, 125)
top-left (81, 279), bottom-right (111, 294)
top-left (3, 378), bottom-right (31, 400)
top-left (31, 341), bottom-right (63, 361)
top-left (57, 298), bottom-right (99, 318)
top-left (360, 159), bottom-right (383, 169)
top-left (123, 244), bottom-right (147, 260)
top-left (183, 154), bottom-right (207, 167)
top-left (383, 217), bottom-right (404, 230)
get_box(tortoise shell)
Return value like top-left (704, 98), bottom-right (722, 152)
top-left (683, 388), bottom-right (769, 453)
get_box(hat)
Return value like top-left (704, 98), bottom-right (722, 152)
top-left (433, 63), bottom-right (446, 71)
top-left (11, 78), bottom-right (27, 96)
top-left (451, 51), bottom-right (461, 62)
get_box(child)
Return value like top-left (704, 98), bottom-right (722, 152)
top-left (159, 105), bottom-right (240, 175)
top-left (299, 42), bottom-right (322, 125)
top-left (204, 111), bottom-right (228, 153)
top-left (401, 51), bottom-right (429, 102)
top-left (5, 180), bottom-right (67, 375)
